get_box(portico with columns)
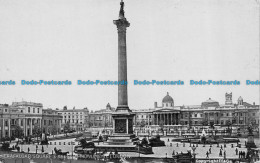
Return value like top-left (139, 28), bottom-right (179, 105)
top-left (153, 110), bottom-right (180, 126)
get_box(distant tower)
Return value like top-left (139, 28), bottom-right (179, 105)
top-left (225, 92), bottom-right (232, 105)
top-left (106, 103), bottom-right (111, 110)
top-left (238, 96), bottom-right (243, 105)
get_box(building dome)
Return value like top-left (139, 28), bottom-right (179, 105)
top-left (162, 92), bottom-right (174, 103)
top-left (238, 96), bottom-right (243, 101)
top-left (201, 98), bottom-right (219, 108)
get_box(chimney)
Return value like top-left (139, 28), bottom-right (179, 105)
top-left (253, 102), bottom-right (255, 106)
top-left (154, 102), bottom-right (157, 108)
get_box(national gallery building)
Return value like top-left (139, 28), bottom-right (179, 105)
top-left (132, 92), bottom-right (260, 129)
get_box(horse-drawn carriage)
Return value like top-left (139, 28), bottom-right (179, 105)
top-left (54, 147), bottom-right (69, 156)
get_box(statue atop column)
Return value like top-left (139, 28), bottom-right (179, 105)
top-left (119, 0), bottom-right (125, 19)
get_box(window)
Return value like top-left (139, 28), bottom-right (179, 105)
top-left (37, 108), bottom-right (39, 113)
top-left (21, 120), bottom-right (23, 126)
top-left (200, 114), bottom-right (203, 117)
top-left (240, 113), bottom-right (243, 116)
top-left (226, 113), bottom-right (229, 116)
top-left (44, 120), bottom-right (46, 125)
top-left (28, 107), bottom-right (30, 113)
top-left (5, 121), bottom-right (8, 126)
top-left (33, 108), bottom-right (35, 113)
top-left (21, 110), bottom-right (23, 113)
top-left (194, 114), bottom-right (197, 118)
top-left (253, 113), bottom-right (255, 116)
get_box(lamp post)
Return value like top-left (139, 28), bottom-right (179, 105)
top-left (71, 141), bottom-right (74, 159)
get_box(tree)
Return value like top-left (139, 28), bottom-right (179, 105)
top-left (209, 122), bottom-right (214, 129)
top-left (201, 119), bottom-right (208, 126)
top-left (32, 123), bottom-right (42, 144)
top-left (50, 125), bottom-right (58, 136)
top-left (159, 120), bottom-right (164, 133)
top-left (63, 122), bottom-right (71, 136)
top-left (248, 116), bottom-right (257, 128)
top-left (140, 120), bottom-right (146, 130)
top-left (13, 125), bottom-right (24, 139)
top-left (226, 120), bottom-right (232, 136)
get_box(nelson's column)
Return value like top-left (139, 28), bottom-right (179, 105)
top-left (112, 0), bottom-right (134, 135)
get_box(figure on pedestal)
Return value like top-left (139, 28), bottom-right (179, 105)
top-left (246, 125), bottom-right (256, 148)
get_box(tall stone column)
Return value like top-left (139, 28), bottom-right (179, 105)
top-left (8, 119), bottom-right (10, 137)
top-left (30, 119), bottom-right (32, 135)
top-left (24, 119), bottom-right (26, 136)
top-left (114, 1), bottom-right (130, 112)
top-left (156, 114), bottom-right (158, 125)
top-left (2, 119), bottom-right (5, 138)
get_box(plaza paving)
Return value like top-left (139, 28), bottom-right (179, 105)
top-left (10, 137), bottom-right (259, 159)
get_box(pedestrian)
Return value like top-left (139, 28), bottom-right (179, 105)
top-left (221, 145), bottom-right (223, 150)
top-left (224, 151), bottom-right (226, 159)
top-left (235, 148), bottom-right (238, 155)
top-left (209, 147), bottom-right (211, 154)
top-left (176, 143), bottom-right (178, 147)
top-left (219, 149), bottom-right (222, 157)
top-left (28, 147), bottom-right (30, 153)
top-left (206, 151), bottom-right (209, 159)
top-left (168, 138), bottom-right (169, 142)
top-left (172, 150), bottom-right (175, 156)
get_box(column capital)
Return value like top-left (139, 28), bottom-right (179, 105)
top-left (113, 19), bottom-right (130, 32)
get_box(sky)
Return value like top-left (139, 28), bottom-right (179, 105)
top-left (0, 0), bottom-right (259, 111)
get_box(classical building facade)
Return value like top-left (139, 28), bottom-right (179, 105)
top-left (88, 103), bottom-right (115, 128)
top-left (11, 101), bottom-right (43, 136)
top-left (42, 108), bottom-right (62, 135)
top-left (133, 92), bottom-right (260, 129)
top-left (0, 101), bottom-right (62, 139)
top-left (57, 106), bottom-right (89, 132)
